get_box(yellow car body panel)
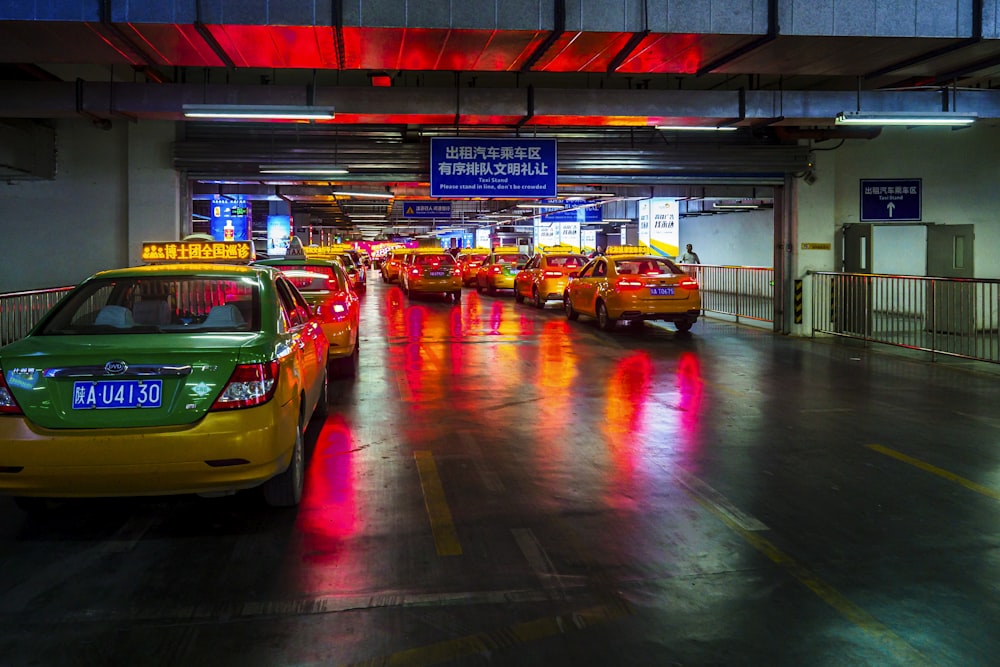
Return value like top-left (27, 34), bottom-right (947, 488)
top-left (515, 253), bottom-right (589, 305)
top-left (0, 399), bottom-right (298, 497)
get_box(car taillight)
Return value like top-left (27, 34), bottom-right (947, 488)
top-left (679, 278), bottom-right (699, 290)
top-left (0, 369), bottom-right (24, 415)
top-left (615, 277), bottom-right (644, 291)
top-left (491, 266), bottom-right (503, 274)
top-left (543, 270), bottom-right (563, 278)
top-left (317, 297), bottom-right (350, 322)
top-left (410, 267), bottom-right (421, 276)
top-left (210, 360), bottom-right (279, 411)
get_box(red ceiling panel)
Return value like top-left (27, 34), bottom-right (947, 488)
top-left (615, 33), bottom-right (721, 74)
top-left (123, 24), bottom-right (227, 67)
top-left (0, 21), bottom-right (135, 65)
top-left (208, 25), bottom-right (338, 69)
top-left (535, 32), bottom-right (633, 73)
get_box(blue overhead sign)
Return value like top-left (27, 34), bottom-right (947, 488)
top-left (430, 138), bottom-right (557, 198)
top-left (542, 204), bottom-right (603, 223)
top-left (401, 201), bottom-right (452, 219)
top-left (860, 179), bottom-right (921, 222)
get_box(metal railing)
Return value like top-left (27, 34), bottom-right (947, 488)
top-left (683, 264), bottom-right (774, 323)
top-left (0, 286), bottom-right (75, 346)
top-left (811, 272), bottom-right (1000, 364)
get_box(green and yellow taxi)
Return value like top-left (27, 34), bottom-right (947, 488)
top-left (456, 247), bottom-right (491, 286)
top-left (253, 241), bottom-right (361, 378)
top-left (0, 239), bottom-right (330, 509)
top-left (400, 248), bottom-right (462, 302)
top-left (475, 248), bottom-right (530, 295)
top-left (563, 245), bottom-right (702, 332)
top-left (306, 244), bottom-right (368, 293)
top-left (514, 245), bottom-right (589, 308)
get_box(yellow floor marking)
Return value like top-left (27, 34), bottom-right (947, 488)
top-left (341, 602), bottom-right (630, 667)
top-left (681, 484), bottom-right (932, 666)
top-left (867, 444), bottom-right (1000, 502)
top-left (414, 451), bottom-right (463, 556)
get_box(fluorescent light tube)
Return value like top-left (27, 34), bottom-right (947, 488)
top-left (183, 104), bottom-right (335, 120)
top-left (260, 165), bottom-right (348, 175)
top-left (835, 111), bottom-right (976, 126)
top-left (655, 125), bottom-right (738, 131)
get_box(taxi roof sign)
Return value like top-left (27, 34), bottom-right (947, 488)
top-left (540, 244), bottom-right (578, 254)
top-left (142, 240), bottom-right (254, 263)
top-left (605, 245), bottom-right (650, 256)
top-left (492, 246), bottom-right (522, 254)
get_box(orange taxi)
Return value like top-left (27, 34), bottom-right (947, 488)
top-left (380, 248), bottom-right (414, 284)
top-left (514, 245), bottom-right (589, 308)
top-left (400, 248), bottom-right (462, 302)
top-left (475, 248), bottom-right (530, 295)
top-left (563, 245), bottom-right (701, 332)
top-left (456, 248), bottom-right (491, 286)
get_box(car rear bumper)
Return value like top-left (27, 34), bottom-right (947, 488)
top-left (410, 277), bottom-right (462, 292)
top-left (0, 402), bottom-right (296, 497)
top-left (322, 322), bottom-right (356, 359)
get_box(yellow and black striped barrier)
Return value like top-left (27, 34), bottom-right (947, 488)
top-left (794, 279), bottom-right (803, 324)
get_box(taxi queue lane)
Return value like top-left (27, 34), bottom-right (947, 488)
top-left (1, 274), bottom-right (1000, 666)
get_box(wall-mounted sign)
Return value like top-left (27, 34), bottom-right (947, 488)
top-left (430, 138), bottom-right (557, 197)
top-left (801, 242), bottom-right (832, 250)
top-left (475, 228), bottom-right (492, 248)
top-left (267, 215), bottom-right (292, 256)
top-left (582, 229), bottom-right (597, 251)
top-left (401, 201), bottom-right (453, 218)
top-left (646, 198), bottom-right (679, 257)
top-left (860, 179), bottom-right (921, 221)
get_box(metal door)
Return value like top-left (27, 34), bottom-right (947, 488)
top-left (926, 225), bottom-right (975, 334)
top-left (838, 224), bottom-right (872, 335)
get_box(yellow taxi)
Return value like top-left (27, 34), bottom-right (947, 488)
top-left (456, 248), bottom-right (491, 286)
top-left (400, 248), bottom-right (462, 302)
top-left (254, 241), bottom-right (361, 378)
top-left (0, 239), bottom-right (330, 509)
top-left (563, 246), bottom-right (702, 332)
top-left (381, 248), bottom-right (414, 284)
top-left (514, 245), bottom-right (589, 308)
top-left (475, 248), bottom-right (530, 295)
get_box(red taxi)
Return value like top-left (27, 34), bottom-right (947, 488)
top-left (456, 248), bottom-right (491, 286)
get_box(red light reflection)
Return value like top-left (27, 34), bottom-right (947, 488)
top-left (295, 415), bottom-right (358, 568)
top-left (676, 351), bottom-right (704, 456)
top-left (603, 352), bottom-right (654, 499)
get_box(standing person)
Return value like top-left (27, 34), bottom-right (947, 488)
top-left (589, 245), bottom-right (604, 259)
top-left (678, 243), bottom-right (700, 264)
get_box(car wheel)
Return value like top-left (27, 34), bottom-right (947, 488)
top-left (477, 281), bottom-right (485, 294)
top-left (675, 320), bottom-right (694, 333)
top-left (451, 290), bottom-right (462, 303)
top-left (487, 282), bottom-right (497, 296)
top-left (564, 293), bottom-right (579, 321)
top-left (597, 301), bottom-right (616, 331)
top-left (514, 288), bottom-right (525, 303)
top-left (262, 416), bottom-right (305, 507)
top-left (533, 287), bottom-right (544, 309)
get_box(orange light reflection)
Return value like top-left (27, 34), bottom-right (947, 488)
top-left (602, 352), bottom-right (653, 503)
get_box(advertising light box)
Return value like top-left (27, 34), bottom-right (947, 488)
top-left (210, 197), bottom-right (251, 241)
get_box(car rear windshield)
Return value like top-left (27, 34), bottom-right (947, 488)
top-left (37, 276), bottom-right (259, 335)
top-left (546, 255), bottom-right (587, 268)
top-left (614, 258), bottom-right (683, 276)
top-left (495, 254), bottom-right (528, 264)
top-left (414, 254), bottom-right (455, 265)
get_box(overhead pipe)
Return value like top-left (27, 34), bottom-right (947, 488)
top-left (520, 0), bottom-right (565, 73)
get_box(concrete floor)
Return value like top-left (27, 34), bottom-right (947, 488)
top-left (2, 279), bottom-right (1000, 666)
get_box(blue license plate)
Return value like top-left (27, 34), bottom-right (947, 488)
top-left (649, 287), bottom-right (675, 296)
top-left (428, 270), bottom-right (446, 277)
top-left (72, 380), bottom-right (163, 409)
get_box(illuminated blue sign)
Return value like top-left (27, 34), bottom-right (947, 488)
top-left (401, 201), bottom-right (453, 219)
top-left (542, 204), bottom-right (603, 223)
top-left (210, 197), bottom-right (250, 241)
top-left (430, 138), bottom-right (557, 198)
top-left (861, 179), bottom-right (921, 222)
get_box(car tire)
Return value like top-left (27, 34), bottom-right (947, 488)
top-left (533, 287), bottom-right (544, 309)
top-left (487, 282), bottom-right (496, 296)
top-left (515, 288), bottom-right (525, 303)
top-left (564, 293), bottom-right (579, 321)
top-left (451, 290), bottom-right (462, 304)
top-left (477, 281), bottom-right (485, 294)
top-left (262, 416), bottom-right (305, 507)
top-left (675, 320), bottom-right (694, 333)
top-left (597, 301), bottom-right (616, 331)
